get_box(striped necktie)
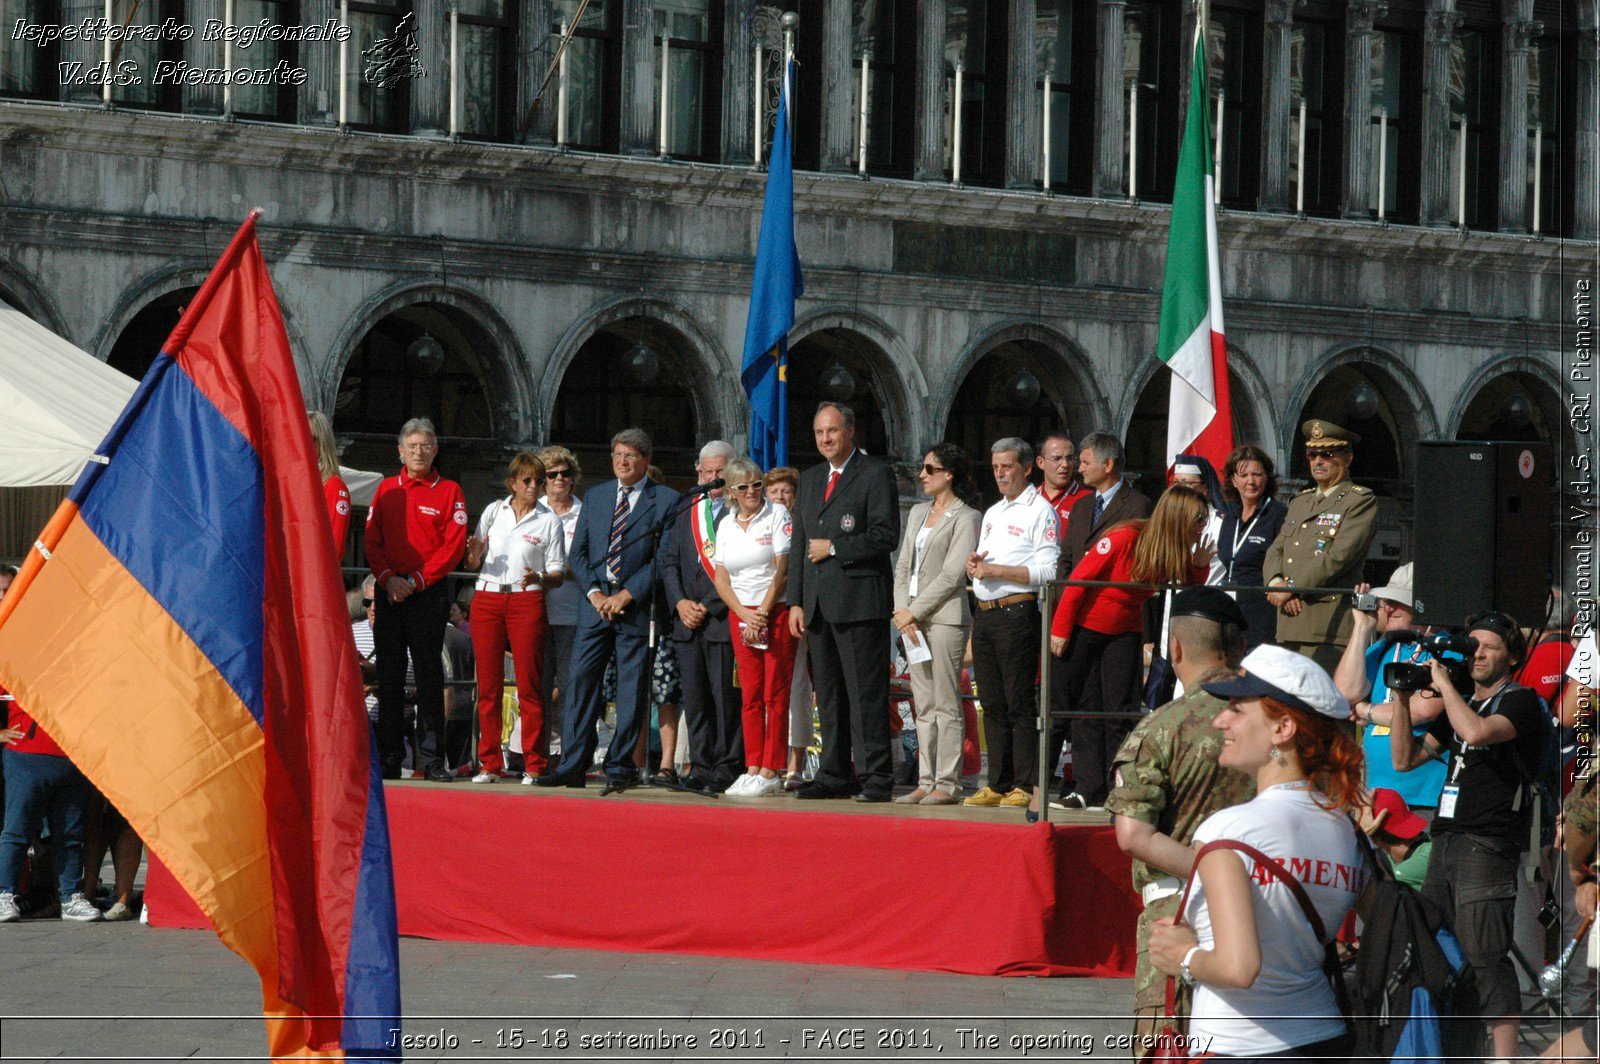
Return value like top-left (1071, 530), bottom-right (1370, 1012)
top-left (1092, 493), bottom-right (1105, 527)
top-left (607, 485), bottom-right (632, 576)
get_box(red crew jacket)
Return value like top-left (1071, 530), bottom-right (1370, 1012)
top-left (324, 474), bottom-right (352, 555)
top-left (364, 469), bottom-right (467, 589)
top-left (3, 686), bottom-right (66, 758)
top-left (1050, 524), bottom-right (1205, 639)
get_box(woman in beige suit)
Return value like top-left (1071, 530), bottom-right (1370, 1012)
top-left (892, 443), bottom-right (982, 804)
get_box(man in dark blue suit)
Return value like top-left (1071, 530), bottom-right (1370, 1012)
top-left (534, 427), bottom-right (680, 794)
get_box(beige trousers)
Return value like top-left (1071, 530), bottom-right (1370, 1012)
top-left (906, 622), bottom-right (967, 792)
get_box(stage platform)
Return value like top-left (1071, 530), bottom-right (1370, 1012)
top-left (146, 781), bottom-right (1139, 978)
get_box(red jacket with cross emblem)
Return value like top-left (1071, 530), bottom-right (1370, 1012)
top-left (364, 469), bottom-right (468, 590)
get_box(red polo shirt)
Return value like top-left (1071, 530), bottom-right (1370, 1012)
top-left (364, 469), bottom-right (467, 590)
top-left (1040, 483), bottom-right (1091, 529)
top-left (3, 686), bottom-right (65, 758)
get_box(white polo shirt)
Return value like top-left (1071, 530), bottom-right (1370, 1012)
top-left (714, 499), bottom-right (792, 606)
top-left (972, 484), bottom-right (1060, 601)
top-left (474, 498), bottom-right (568, 592)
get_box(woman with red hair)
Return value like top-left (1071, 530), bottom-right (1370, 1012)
top-left (1149, 645), bottom-right (1368, 1061)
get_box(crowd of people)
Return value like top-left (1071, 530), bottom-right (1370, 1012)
top-left (1, 398), bottom-right (1595, 1064)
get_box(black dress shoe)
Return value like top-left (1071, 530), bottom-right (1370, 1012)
top-left (532, 771), bottom-right (586, 788)
top-left (600, 777), bottom-right (638, 796)
top-left (424, 764), bottom-right (456, 783)
top-left (672, 774), bottom-right (721, 798)
top-left (852, 787), bottom-right (892, 803)
top-left (795, 781), bottom-right (857, 800)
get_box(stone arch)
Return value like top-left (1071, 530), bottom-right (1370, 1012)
top-left (538, 294), bottom-right (731, 449)
top-left (1446, 351), bottom-right (1571, 450)
top-left (937, 319), bottom-right (1112, 440)
top-left (1285, 344), bottom-right (1441, 492)
top-left (787, 305), bottom-right (922, 463)
top-left (0, 259), bottom-right (68, 338)
top-left (1116, 344), bottom-right (1274, 487)
top-left (326, 280), bottom-right (534, 445)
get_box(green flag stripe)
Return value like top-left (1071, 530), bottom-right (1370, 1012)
top-left (1155, 29), bottom-right (1214, 366)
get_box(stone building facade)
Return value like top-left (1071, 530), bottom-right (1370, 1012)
top-left (0, 0), bottom-right (1592, 580)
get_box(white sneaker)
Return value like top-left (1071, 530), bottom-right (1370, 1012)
top-left (727, 773), bottom-right (755, 796)
top-left (471, 772), bottom-right (498, 784)
top-left (0, 891), bottom-right (19, 922)
top-left (59, 893), bottom-right (102, 922)
top-left (103, 901), bottom-right (136, 922)
top-left (755, 775), bottom-right (783, 796)
top-left (521, 773), bottom-right (536, 785)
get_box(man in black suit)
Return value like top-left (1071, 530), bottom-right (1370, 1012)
top-left (661, 440), bottom-right (740, 795)
top-left (1051, 431), bottom-right (1152, 808)
top-left (786, 402), bottom-right (901, 801)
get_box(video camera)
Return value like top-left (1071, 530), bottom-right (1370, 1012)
top-left (1380, 630), bottom-right (1476, 695)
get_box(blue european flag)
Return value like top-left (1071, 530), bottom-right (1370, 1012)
top-left (740, 59), bottom-right (804, 471)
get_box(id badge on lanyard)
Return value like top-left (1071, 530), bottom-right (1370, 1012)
top-left (1438, 784), bottom-right (1460, 819)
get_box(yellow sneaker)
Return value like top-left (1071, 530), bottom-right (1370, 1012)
top-left (963, 786), bottom-right (1005, 807)
top-left (999, 788), bottom-right (1032, 808)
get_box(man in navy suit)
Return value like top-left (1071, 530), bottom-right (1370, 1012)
top-left (534, 427), bottom-right (680, 794)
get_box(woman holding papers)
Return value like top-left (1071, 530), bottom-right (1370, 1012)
top-left (712, 458), bottom-right (796, 797)
top-left (891, 444), bottom-right (981, 805)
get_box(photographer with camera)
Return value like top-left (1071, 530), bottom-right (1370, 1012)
top-left (1332, 563), bottom-right (1465, 814)
top-left (1390, 612), bottom-right (1545, 1063)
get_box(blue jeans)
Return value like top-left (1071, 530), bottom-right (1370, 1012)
top-left (0, 749), bottom-right (89, 901)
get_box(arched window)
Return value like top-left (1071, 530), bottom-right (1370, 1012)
top-left (108, 288), bottom-right (198, 380)
top-left (1456, 371), bottom-right (1563, 445)
top-left (1292, 362), bottom-right (1415, 498)
top-left (785, 328), bottom-right (897, 464)
top-left (1125, 364), bottom-right (1262, 494)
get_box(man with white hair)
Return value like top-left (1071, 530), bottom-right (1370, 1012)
top-left (661, 440), bottom-right (739, 795)
top-left (365, 417), bottom-right (467, 782)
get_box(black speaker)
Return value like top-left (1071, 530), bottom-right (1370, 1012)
top-left (1412, 441), bottom-right (1552, 627)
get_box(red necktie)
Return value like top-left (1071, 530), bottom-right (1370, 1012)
top-left (825, 470), bottom-right (840, 502)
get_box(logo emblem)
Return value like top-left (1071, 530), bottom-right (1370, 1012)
top-left (1311, 422), bottom-right (1325, 440)
top-left (841, 514), bottom-right (856, 533)
top-left (453, 510), bottom-right (468, 525)
top-left (336, 500), bottom-right (350, 516)
top-left (1096, 537), bottom-right (1112, 555)
top-left (1518, 449), bottom-right (1535, 479)
top-left (781, 520), bottom-right (793, 538)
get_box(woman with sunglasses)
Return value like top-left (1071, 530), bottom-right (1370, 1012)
top-left (711, 458), bottom-right (796, 797)
top-left (890, 444), bottom-right (981, 804)
top-left (464, 452), bottom-right (567, 784)
top-left (536, 446), bottom-right (583, 763)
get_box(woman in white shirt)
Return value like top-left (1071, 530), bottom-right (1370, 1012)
top-left (1150, 645), bottom-right (1368, 1062)
top-left (464, 452), bottom-right (567, 784)
top-left (712, 457), bottom-right (796, 797)
top-left (535, 446), bottom-right (583, 761)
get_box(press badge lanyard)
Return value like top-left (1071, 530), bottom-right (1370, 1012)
top-left (1438, 680), bottom-right (1508, 819)
top-left (1226, 509), bottom-right (1264, 583)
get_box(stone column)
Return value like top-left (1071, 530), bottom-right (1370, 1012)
top-left (820, 0), bottom-right (854, 171)
top-left (1576, 0), bottom-right (1599, 238)
top-left (517, 0), bottom-right (557, 144)
top-left (1004, 0), bottom-right (1037, 188)
top-left (1496, 2), bottom-right (1539, 232)
top-left (1339, 0), bottom-right (1385, 219)
top-left (1418, 0), bottom-right (1460, 226)
top-left (59, 1), bottom-right (103, 104)
top-left (1092, 0), bottom-right (1127, 197)
top-left (914, 0), bottom-right (947, 181)
top-left (184, 0), bottom-right (226, 115)
top-left (721, 0), bottom-right (756, 163)
top-left (410, 0), bottom-right (450, 135)
top-left (619, 0), bottom-right (656, 153)
top-left (1259, 0), bottom-right (1303, 212)
top-left (298, 0), bottom-right (340, 126)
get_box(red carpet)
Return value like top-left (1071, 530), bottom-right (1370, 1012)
top-left (147, 786), bottom-right (1138, 978)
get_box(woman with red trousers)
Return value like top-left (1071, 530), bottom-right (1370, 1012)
top-left (712, 457), bottom-right (796, 798)
top-left (465, 452), bottom-right (567, 784)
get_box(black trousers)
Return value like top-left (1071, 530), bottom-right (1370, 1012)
top-left (1056, 628), bottom-right (1141, 805)
top-left (971, 602), bottom-right (1042, 793)
top-left (374, 581), bottom-right (450, 774)
top-left (674, 634), bottom-right (741, 786)
top-left (808, 614), bottom-right (892, 792)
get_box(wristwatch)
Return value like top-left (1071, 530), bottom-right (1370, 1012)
top-left (827, 542), bottom-right (836, 558)
top-left (1179, 945), bottom-right (1203, 987)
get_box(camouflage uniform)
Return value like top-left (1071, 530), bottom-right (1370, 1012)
top-left (1105, 666), bottom-right (1255, 1047)
top-left (1567, 770), bottom-right (1597, 849)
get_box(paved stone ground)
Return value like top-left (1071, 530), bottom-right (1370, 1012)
top-left (0, 918), bottom-right (1137, 1063)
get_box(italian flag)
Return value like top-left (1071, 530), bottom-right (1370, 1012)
top-left (1157, 23), bottom-right (1233, 473)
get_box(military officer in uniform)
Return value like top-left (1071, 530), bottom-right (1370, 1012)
top-left (1105, 586), bottom-right (1255, 1049)
top-left (1263, 420), bottom-right (1379, 672)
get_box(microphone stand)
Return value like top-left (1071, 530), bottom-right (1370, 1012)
top-left (603, 484), bottom-right (716, 787)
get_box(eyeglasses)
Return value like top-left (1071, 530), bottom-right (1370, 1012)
top-left (401, 443), bottom-right (437, 454)
top-left (546, 469), bottom-right (573, 479)
top-left (732, 481), bottom-right (764, 492)
top-left (921, 464), bottom-right (949, 475)
top-left (611, 451), bottom-right (644, 462)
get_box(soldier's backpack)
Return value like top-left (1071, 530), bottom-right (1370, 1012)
top-left (1348, 864), bottom-right (1464, 1064)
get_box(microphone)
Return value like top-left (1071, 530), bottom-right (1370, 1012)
top-left (686, 478), bottom-right (725, 497)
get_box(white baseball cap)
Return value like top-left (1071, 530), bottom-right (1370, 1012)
top-left (1201, 644), bottom-right (1351, 720)
top-left (1369, 562), bottom-right (1422, 615)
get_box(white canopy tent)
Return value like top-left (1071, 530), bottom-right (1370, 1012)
top-left (0, 298), bottom-right (137, 487)
top-left (0, 298), bottom-right (380, 502)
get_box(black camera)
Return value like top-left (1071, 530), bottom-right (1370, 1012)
top-left (1382, 656), bottom-right (1472, 696)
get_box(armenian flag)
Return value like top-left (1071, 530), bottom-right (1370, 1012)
top-left (0, 212), bottom-right (401, 1060)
